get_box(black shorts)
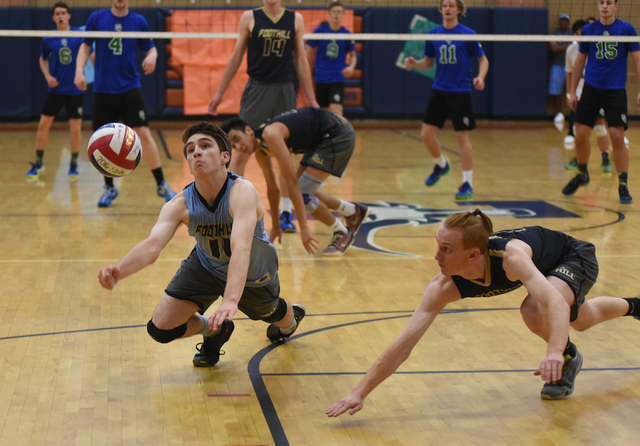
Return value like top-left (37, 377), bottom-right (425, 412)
top-left (299, 121), bottom-right (355, 177)
top-left (92, 88), bottom-right (149, 131)
top-left (575, 85), bottom-right (628, 130)
top-left (423, 89), bottom-right (476, 131)
top-left (547, 239), bottom-right (599, 322)
top-left (315, 82), bottom-right (346, 107)
top-left (41, 92), bottom-right (84, 119)
top-left (164, 249), bottom-right (284, 322)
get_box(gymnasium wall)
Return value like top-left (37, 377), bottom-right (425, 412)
top-left (0, 6), bottom-right (561, 120)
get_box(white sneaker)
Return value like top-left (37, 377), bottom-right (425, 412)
top-left (624, 136), bottom-right (630, 149)
top-left (563, 135), bottom-right (575, 150)
top-left (554, 112), bottom-right (565, 131)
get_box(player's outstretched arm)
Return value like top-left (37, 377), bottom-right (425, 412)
top-left (98, 194), bottom-right (187, 290)
top-left (404, 56), bottom-right (433, 71)
top-left (254, 150), bottom-right (282, 244)
top-left (326, 274), bottom-right (461, 417)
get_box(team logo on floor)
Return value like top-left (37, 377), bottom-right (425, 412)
top-left (353, 200), bottom-right (580, 256)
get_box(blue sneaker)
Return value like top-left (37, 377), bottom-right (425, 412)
top-left (157, 180), bottom-right (177, 202)
top-left (26, 163), bottom-right (44, 180)
top-left (97, 185), bottom-right (119, 207)
top-left (455, 182), bottom-right (474, 201)
top-left (279, 211), bottom-right (297, 233)
top-left (425, 162), bottom-right (451, 186)
top-left (68, 164), bottom-right (79, 181)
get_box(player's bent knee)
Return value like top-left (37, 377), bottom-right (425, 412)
top-left (261, 298), bottom-right (288, 324)
top-left (299, 171), bottom-right (322, 213)
top-left (303, 194), bottom-right (320, 213)
top-left (147, 319), bottom-right (188, 344)
top-left (594, 124), bottom-right (607, 137)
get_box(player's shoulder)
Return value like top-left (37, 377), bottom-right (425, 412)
top-left (427, 24), bottom-right (444, 34)
top-left (456, 23), bottom-right (477, 34)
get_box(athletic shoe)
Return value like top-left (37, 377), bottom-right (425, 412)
top-left (624, 136), bottom-right (630, 149)
top-left (26, 163), bottom-right (44, 180)
top-left (455, 182), bottom-right (474, 201)
top-left (322, 230), bottom-right (355, 256)
top-left (425, 162), bottom-right (451, 186)
top-left (345, 203), bottom-right (370, 235)
top-left (266, 304), bottom-right (306, 343)
top-left (561, 173), bottom-right (590, 196)
top-left (554, 112), bottom-right (565, 131)
top-left (157, 180), bottom-right (177, 202)
top-left (563, 135), bottom-right (575, 150)
top-left (541, 350), bottom-right (583, 400)
top-left (619, 184), bottom-right (633, 204)
top-left (193, 319), bottom-right (235, 367)
top-left (601, 157), bottom-right (612, 173)
top-left (97, 185), bottom-right (119, 207)
top-left (564, 158), bottom-right (578, 171)
top-left (68, 164), bottom-right (79, 181)
top-left (279, 211), bottom-right (297, 233)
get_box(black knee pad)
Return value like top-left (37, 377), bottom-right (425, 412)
top-left (261, 298), bottom-right (288, 324)
top-left (147, 319), bottom-right (188, 344)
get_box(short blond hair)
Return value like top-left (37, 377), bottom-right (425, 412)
top-left (438, 0), bottom-right (467, 18)
top-left (443, 209), bottom-right (493, 253)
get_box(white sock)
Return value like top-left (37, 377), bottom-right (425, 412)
top-left (337, 200), bottom-right (356, 217)
top-left (434, 155), bottom-right (447, 168)
top-left (329, 218), bottom-right (348, 234)
top-left (279, 317), bottom-right (298, 335)
top-left (281, 198), bottom-right (292, 213)
top-left (462, 170), bottom-right (473, 186)
top-left (199, 316), bottom-right (214, 337)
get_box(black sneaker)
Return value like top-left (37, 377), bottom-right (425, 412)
top-left (266, 304), bottom-right (306, 343)
top-left (192, 319), bottom-right (235, 367)
top-left (540, 350), bottom-right (583, 400)
top-left (619, 184), bottom-right (633, 204)
top-left (562, 173), bottom-right (590, 196)
top-left (345, 203), bottom-right (370, 235)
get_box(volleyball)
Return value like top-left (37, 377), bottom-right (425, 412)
top-left (87, 123), bottom-right (142, 177)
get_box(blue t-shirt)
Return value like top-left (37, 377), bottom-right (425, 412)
top-left (424, 23), bottom-right (485, 93)
top-left (307, 23), bottom-right (355, 84)
top-left (83, 9), bottom-right (154, 94)
top-left (41, 27), bottom-right (84, 95)
top-left (579, 19), bottom-right (640, 90)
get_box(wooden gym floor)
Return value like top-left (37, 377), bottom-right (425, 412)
top-left (0, 120), bottom-right (639, 446)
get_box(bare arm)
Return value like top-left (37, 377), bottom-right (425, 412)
top-left (293, 13), bottom-right (319, 108)
top-left (631, 50), bottom-right (640, 110)
top-left (342, 49), bottom-right (357, 78)
top-left (404, 56), bottom-right (434, 71)
top-left (208, 10), bottom-right (252, 115)
top-left (305, 44), bottom-right (317, 70)
top-left (568, 51), bottom-right (586, 111)
top-left (254, 149), bottom-right (282, 244)
top-left (473, 55), bottom-right (489, 91)
top-left (39, 56), bottom-right (59, 89)
top-left (502, 240), bottom-right (570, 383)
top-left (74, 42), bottom-right (92, 91)
top-left (326, 274), bottom-right (461, 417)
top-left (98, 195), bottom-right (187, 289)
top-left (141, 46), bottom-right (158, 75)
top-left (209, 179), bottom-right (261, 329)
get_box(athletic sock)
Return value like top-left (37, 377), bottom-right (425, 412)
top-left (70, 152), bottom-right (78, 168)
top-left (619, 172), bottom-right (628, 185)
top-left (434, 155), bottom-right (447, 169)
top-left (329, 218), bottom-right (348, 234)
top-left (462, 170), bottom-right (473, 186)
top-left (281, 197), bottom-right (292, 213)
top-left (151, 167), bottom-right (164, 186)
top-left (563, 338), bottom-right (577, 360)
top-left (279, 317), bottom-right (298, 335)
top-left (105, 176), bottom-right (114, 188)
top-left (601, 151), bottom-right (609, 162)
top-left (337, 199), bottom-right (356, 217)
top-left (623, 297), bottom-right (640, 318)
top-left (199, 316), bottom-right (215, 337)
top-left (34, 150), bottom-right (44, 166)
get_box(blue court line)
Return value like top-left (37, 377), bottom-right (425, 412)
top-left (0, 324), bottom-right (144, 341)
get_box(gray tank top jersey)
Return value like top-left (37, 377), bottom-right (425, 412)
top-left (183, 173), bottom-right (279, 287)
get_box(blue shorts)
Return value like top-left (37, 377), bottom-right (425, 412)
top-left (548, 65), bottom-right (566, 96)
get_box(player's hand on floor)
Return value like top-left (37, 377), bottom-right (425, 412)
top-left (300, 227), bottom-right (319, 254)
top-left (326, 394), bottom-right (364, 417)
top-left (534, 351), bottom-right (565, 383)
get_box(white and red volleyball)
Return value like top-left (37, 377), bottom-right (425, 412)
top-left (87, 123), bottom-right (142, 177)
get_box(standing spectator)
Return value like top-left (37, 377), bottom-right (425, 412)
top-left (74, 0), bottom-right (176, 207)
top-left (27, 2), bottom-right (93, 182)
top-left (563, 0), bottom-right (640, 203)
top-left (404, 0), bottom-right (489, 201)
top-left (549, 13), bottom-right (574, 131)
top-left (305, 1), bottom-right (357, 117)
top-left (207, 0), bottom-right (319, 234)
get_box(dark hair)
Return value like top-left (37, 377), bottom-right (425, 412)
top-left (572, 19), bottom-right (588, 34)
top-left (51, 1), bottom-right (70, 15)
top-left (220, 116), bottom-right (249, 135)
top-left (328, 1), bottom-right (344, 10)
top-left (443, 209), bottom-right (494, 253)
top-left (586, 17), bottom-right (597, 22)
top-left (182, 122), bottom-right (232, 167)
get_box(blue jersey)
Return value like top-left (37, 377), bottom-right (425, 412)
top-left (307, 23), bottom-right (355, 84)
top-left (424, 24), bottom-right (485, 93)
top-left (579, 19), bottom-right (640, 90)
top-left (83, 9), bottom-right (154, 94)
top-left (184, 174), bottom-right (279, 288)
top-left (41, 27), bottom-right (84, 95)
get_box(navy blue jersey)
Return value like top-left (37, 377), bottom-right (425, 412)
top-left (83, 9), bottom-right (154, 94)
top-left (253, 108), bottom-right (344, 155)
top-left (184, 173), bottom-right (279, 287)
top-left (424, 23), bottom-right (485, 93)
top-left (247, 8), bottom-right (296, 82)
top-left (307, 23), bottom-right (355, 83)
top-left (452, 226), bottom-right (575, 298)
top-left (579, 19), bottom-right (640, 90)
top-left (41, 27), bottom-right (85, 95)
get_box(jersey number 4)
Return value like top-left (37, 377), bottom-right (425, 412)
top-left (438, 44), bottom-right (458, 64)
top-left (109, 37), bottom-right (123, 55)
top-left (595, 42), bottom-right (618, 60)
